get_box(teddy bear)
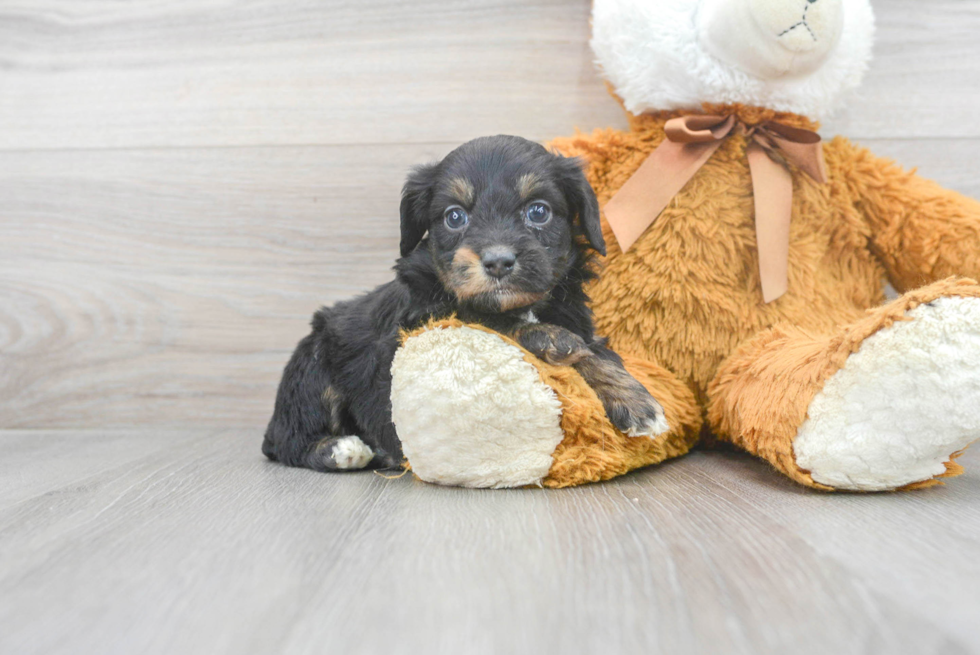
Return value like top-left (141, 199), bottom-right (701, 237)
top-left (389, 0), bottom-right (980, 491)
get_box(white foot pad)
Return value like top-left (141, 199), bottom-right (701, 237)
top-left (331, 436), bottom-right (374, 470)
top-left (794, 297), bottom-right (980, 490)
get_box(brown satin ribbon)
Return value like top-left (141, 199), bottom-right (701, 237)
top-left (604, 115), bottom-right (828, 303)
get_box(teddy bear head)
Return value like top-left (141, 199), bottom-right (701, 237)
top-left (591, 0), bottom-right (875, 119)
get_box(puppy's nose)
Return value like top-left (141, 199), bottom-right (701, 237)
top-left (481, 248), bottom-right (516, 279)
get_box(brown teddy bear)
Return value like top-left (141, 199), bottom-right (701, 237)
top-left (390, 0), bottom-right (980, 491)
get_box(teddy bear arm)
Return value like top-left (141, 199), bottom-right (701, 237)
top-left (543, 352), bottom-right (703, 488)
top-left (832, 137), bottom-right (980, 292)
top-left (391, 319), bottom-right (702, 488)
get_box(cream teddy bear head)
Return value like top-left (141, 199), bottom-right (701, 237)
top-left (592, 0), bottom-right (875, 119)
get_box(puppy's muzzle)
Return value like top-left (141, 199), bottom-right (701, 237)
top-left (481, 247), bottom-right (517, 280)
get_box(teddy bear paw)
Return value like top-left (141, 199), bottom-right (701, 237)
top-left (794, 296), bottom-right (980, 490)
top-left (390, 325), bottom-right (566, 488)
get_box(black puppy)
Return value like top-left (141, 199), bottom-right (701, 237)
top-left (262, 135), bottom-right (666, 472)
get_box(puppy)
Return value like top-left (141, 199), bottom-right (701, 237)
top-left (262, 135), bottom-right (667, 472)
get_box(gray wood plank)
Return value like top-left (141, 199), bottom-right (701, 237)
top-left (0, 0), bottom-right (626, 150)
top-left (670, 453), bottom-right (980, 648)
top-left (0, 143), bottom-right (445, 429)
top-left (2, 429), bottom-right (978, 655)
top-left (822, 0), bottom-right (980, 139)
top-left (2, 0), bottom-right (979, 151)
top-left (0, 429), bottom-right (203, 508)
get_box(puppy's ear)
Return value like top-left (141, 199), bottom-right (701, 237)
top-left (399, 162), bottom-right (440, 257)
top-left (556, 156), bottom-right (606, 256)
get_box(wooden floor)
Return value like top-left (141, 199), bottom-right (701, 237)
top-left (3, 1), bottom-right (980, 653)
top-left (2, 430), bottom-right (979, 654)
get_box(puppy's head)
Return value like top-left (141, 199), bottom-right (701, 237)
top-left (399, 135), bottom-right (604, 313)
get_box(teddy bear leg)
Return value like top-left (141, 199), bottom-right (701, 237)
top-left (390, 320), bottom-right (702, 488)
top-left (708, 278), bottom-right (980, 491)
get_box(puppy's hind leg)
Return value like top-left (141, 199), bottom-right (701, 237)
top-left (298, 384), bottom-right (377, 471)
top-left (263, 326), bottom-right (380, 473)
top-left (305, 435), bottom-right (377, 471)
top-left (302, 384), bottom-right (401, 471)
top-left (266, 385), bottom-right (381, 472)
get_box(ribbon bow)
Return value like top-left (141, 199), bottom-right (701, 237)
top-left (604, 115), bottom-right (828, 303)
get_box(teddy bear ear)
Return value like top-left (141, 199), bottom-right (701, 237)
top-left (399, 162), bottom-right (440, 257)
top-left (556, 156), bottom-right (605, 256)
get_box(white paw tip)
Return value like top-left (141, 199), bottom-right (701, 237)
top-left (626, 413), bottom-right (670, 438)
top-left (332, 436), bottom-right (374, 470)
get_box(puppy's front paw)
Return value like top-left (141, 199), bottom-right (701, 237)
top-left (516, 324), bottom-right (590, 366)
top-left (585, 362), bottom-right (669, 438)
top-left (603, 390), bottom-right (670, 438)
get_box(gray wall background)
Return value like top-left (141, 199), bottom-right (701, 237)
top-left (2, 0), bottom-right (978, 429)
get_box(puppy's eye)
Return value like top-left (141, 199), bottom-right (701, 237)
top-left (444, 206), bottom-right (469, 230)
top-left (524, 201), bottom-right (552, 227)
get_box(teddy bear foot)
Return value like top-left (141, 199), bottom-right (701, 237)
top-left (793, 297), bottom-right (980, 491)
top-left (390, 325), bottom-right (567, 488)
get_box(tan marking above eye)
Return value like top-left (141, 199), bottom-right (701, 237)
top-left (517, 173), bottom-right (541, 199)
top-left (446, 177), bottom-right (475, 206)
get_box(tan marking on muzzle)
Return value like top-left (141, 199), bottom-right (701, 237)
top-left (441, 247), bottom-right (546, 309)
top-left (444, 247), bottom-right (496, 299)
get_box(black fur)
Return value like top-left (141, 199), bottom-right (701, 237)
top-left (263, 135), bottom-right (661, 473)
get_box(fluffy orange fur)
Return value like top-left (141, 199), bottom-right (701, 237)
top-left (546, 104), bottom-right (980, 489)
